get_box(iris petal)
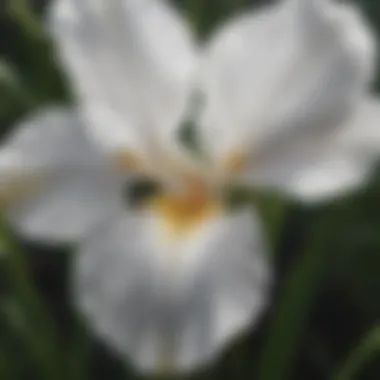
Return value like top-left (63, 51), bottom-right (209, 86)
top-left (74, 207), bottom-right (271, 374)
top-left (0, 108), bottom-right (123, 242)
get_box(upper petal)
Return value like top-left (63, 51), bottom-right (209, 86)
top-left (0, 108), bottom-right (123, 242)
top-left (275, 153), bottom-right (370, 203)
top-left (198, 0), bottom-right (375, 171)
top-left (244, 96), bottom-right (380, 203)
top-left (48, 0), bottom-right (199, 155)
top-left (74, 207), bottom-right (271, 374)
top-left (337, 96), bottom-right (380, 158)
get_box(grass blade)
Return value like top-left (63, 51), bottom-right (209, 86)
top-left (257, 212), bottom-right (334, 380)
top-left (7, 0), bottom-right (45, 42)
top-left (0, 220), bottom-right (62, 380)
top-left (332, 325), bottom-right (380, 380)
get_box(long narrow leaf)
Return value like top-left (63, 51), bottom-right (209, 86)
top-left (257, 211), bottom-right (335, 380)
top-left (332, 325), bottom-right (380, 380)
top-left (0, 220), bottom-right (62, 380)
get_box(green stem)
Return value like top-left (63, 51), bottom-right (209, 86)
top-left (66, 320), bottom-right (91, 380)
top-left (1, 220), bottom-right (61, 380)
top-left (7, 0), bottom-right (45, 42)
top-left (332, 325), bottom-right (380, 380)
top-left (256, 211), bottom-right (334, 380)
top-left (0, 60), bottom-right (35, 108)
top-left (0, 344), bottom-right (14, 379)
top-left (185, 0), bottom-right (204, 33)
top-left (258, 193), bottom-right (288, 254)
top-left (226, 0), bottom-right (247, 13)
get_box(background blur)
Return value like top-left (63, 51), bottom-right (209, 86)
top-left (1, 0), bottom-right (380, 379)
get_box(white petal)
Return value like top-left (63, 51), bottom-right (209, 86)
top-left (0, 108), bottom-right (123, 242)
top-left (338, 96), bottom-right (380, 157)
top-left (0, 108), bottom-right (100, 172)
top-left (244, 96), bottom-right (380, 203)
top-left (281, 155), bottom-right (370, 203)
top-left (74, 208), bottom-right (271, 374)
top-left (8, 168), bottom-right (123, 242)
top-left (48, 0), bottom-right (198, 154)
top-left (199, 0), bottom-right (375, 168)
top-left (239, 135), bottom-right (368, 203)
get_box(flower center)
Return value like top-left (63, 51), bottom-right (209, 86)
top-left (114, 150), bottom-right (143, 172)
top-left (151, 178), bottom-right (221, 239)
top-left (223, 150), bottom-right (248, 174)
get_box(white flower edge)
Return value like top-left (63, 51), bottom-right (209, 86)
top-left (0, 108), bottom-right (124, 242)
top-left (74, 207), bottom-right (271, 374)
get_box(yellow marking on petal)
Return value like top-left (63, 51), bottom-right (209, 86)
top-left (151, 180), bottom-right (221, 241)
top-left (160, 151), bottom-right (206, 183)
top-left (0, 175), bottom-right (45, 208)
top-left (114, 150), bottom-right (142, 172)
top-left (156, 344), bottom-right (175, 378)
top-left (223, 151), bottom-right (248, 174)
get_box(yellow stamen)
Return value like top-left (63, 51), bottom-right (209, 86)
top-left (156, 342), bottom-right (175, 378)
top-left (223, 151), bottom-right (248, 174)
top-left (150, 179), bottom-right (221, 372)
top-left (114, 150), bottom-right (142, 172)
top-left (0, 175), bottom-right (45, 208)
top-left (151, 179), bottom-right (221, 240)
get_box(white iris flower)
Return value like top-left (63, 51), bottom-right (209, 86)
top-left (1, 0), bottom-right (380, 375)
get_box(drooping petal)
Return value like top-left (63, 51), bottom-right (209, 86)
top-left (0, 108), bottom-right (123, 242)
top-left (198, 0), bottom-right (375, 171)
top-left (337, 96), bottom-right (380, 158)
top-left (48, 0), bottom-right (199, 155)
top-left (244, 95), bottom-right (380, 203)
top-left (277, 154), bottom-right (370, 203)
top-left (74, 207), bottom-right (271, 374)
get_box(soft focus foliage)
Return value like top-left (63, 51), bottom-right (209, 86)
top-left (1, 0), bottom-right (380, 379)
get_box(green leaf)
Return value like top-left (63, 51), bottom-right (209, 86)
top-left (6, 0), bottom-right (70, 103)
top-left (256, 211), bottom-right (335, 380)
top-left (7, 0), bottom-right (45, 42)
top-left (0, 221), bottom-right (62, 380)
top-left (0, 59), bottom-right (35, 107)
top-left (185, 0), bottom-right (204, 32)
top-left (332, 325), bottom-right (380, 380)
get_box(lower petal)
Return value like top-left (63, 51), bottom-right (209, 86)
top-left (74, 208), bottom-right (271, 374)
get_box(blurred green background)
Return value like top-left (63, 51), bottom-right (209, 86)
top-left (1, 0), bottom-right (380, 379)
